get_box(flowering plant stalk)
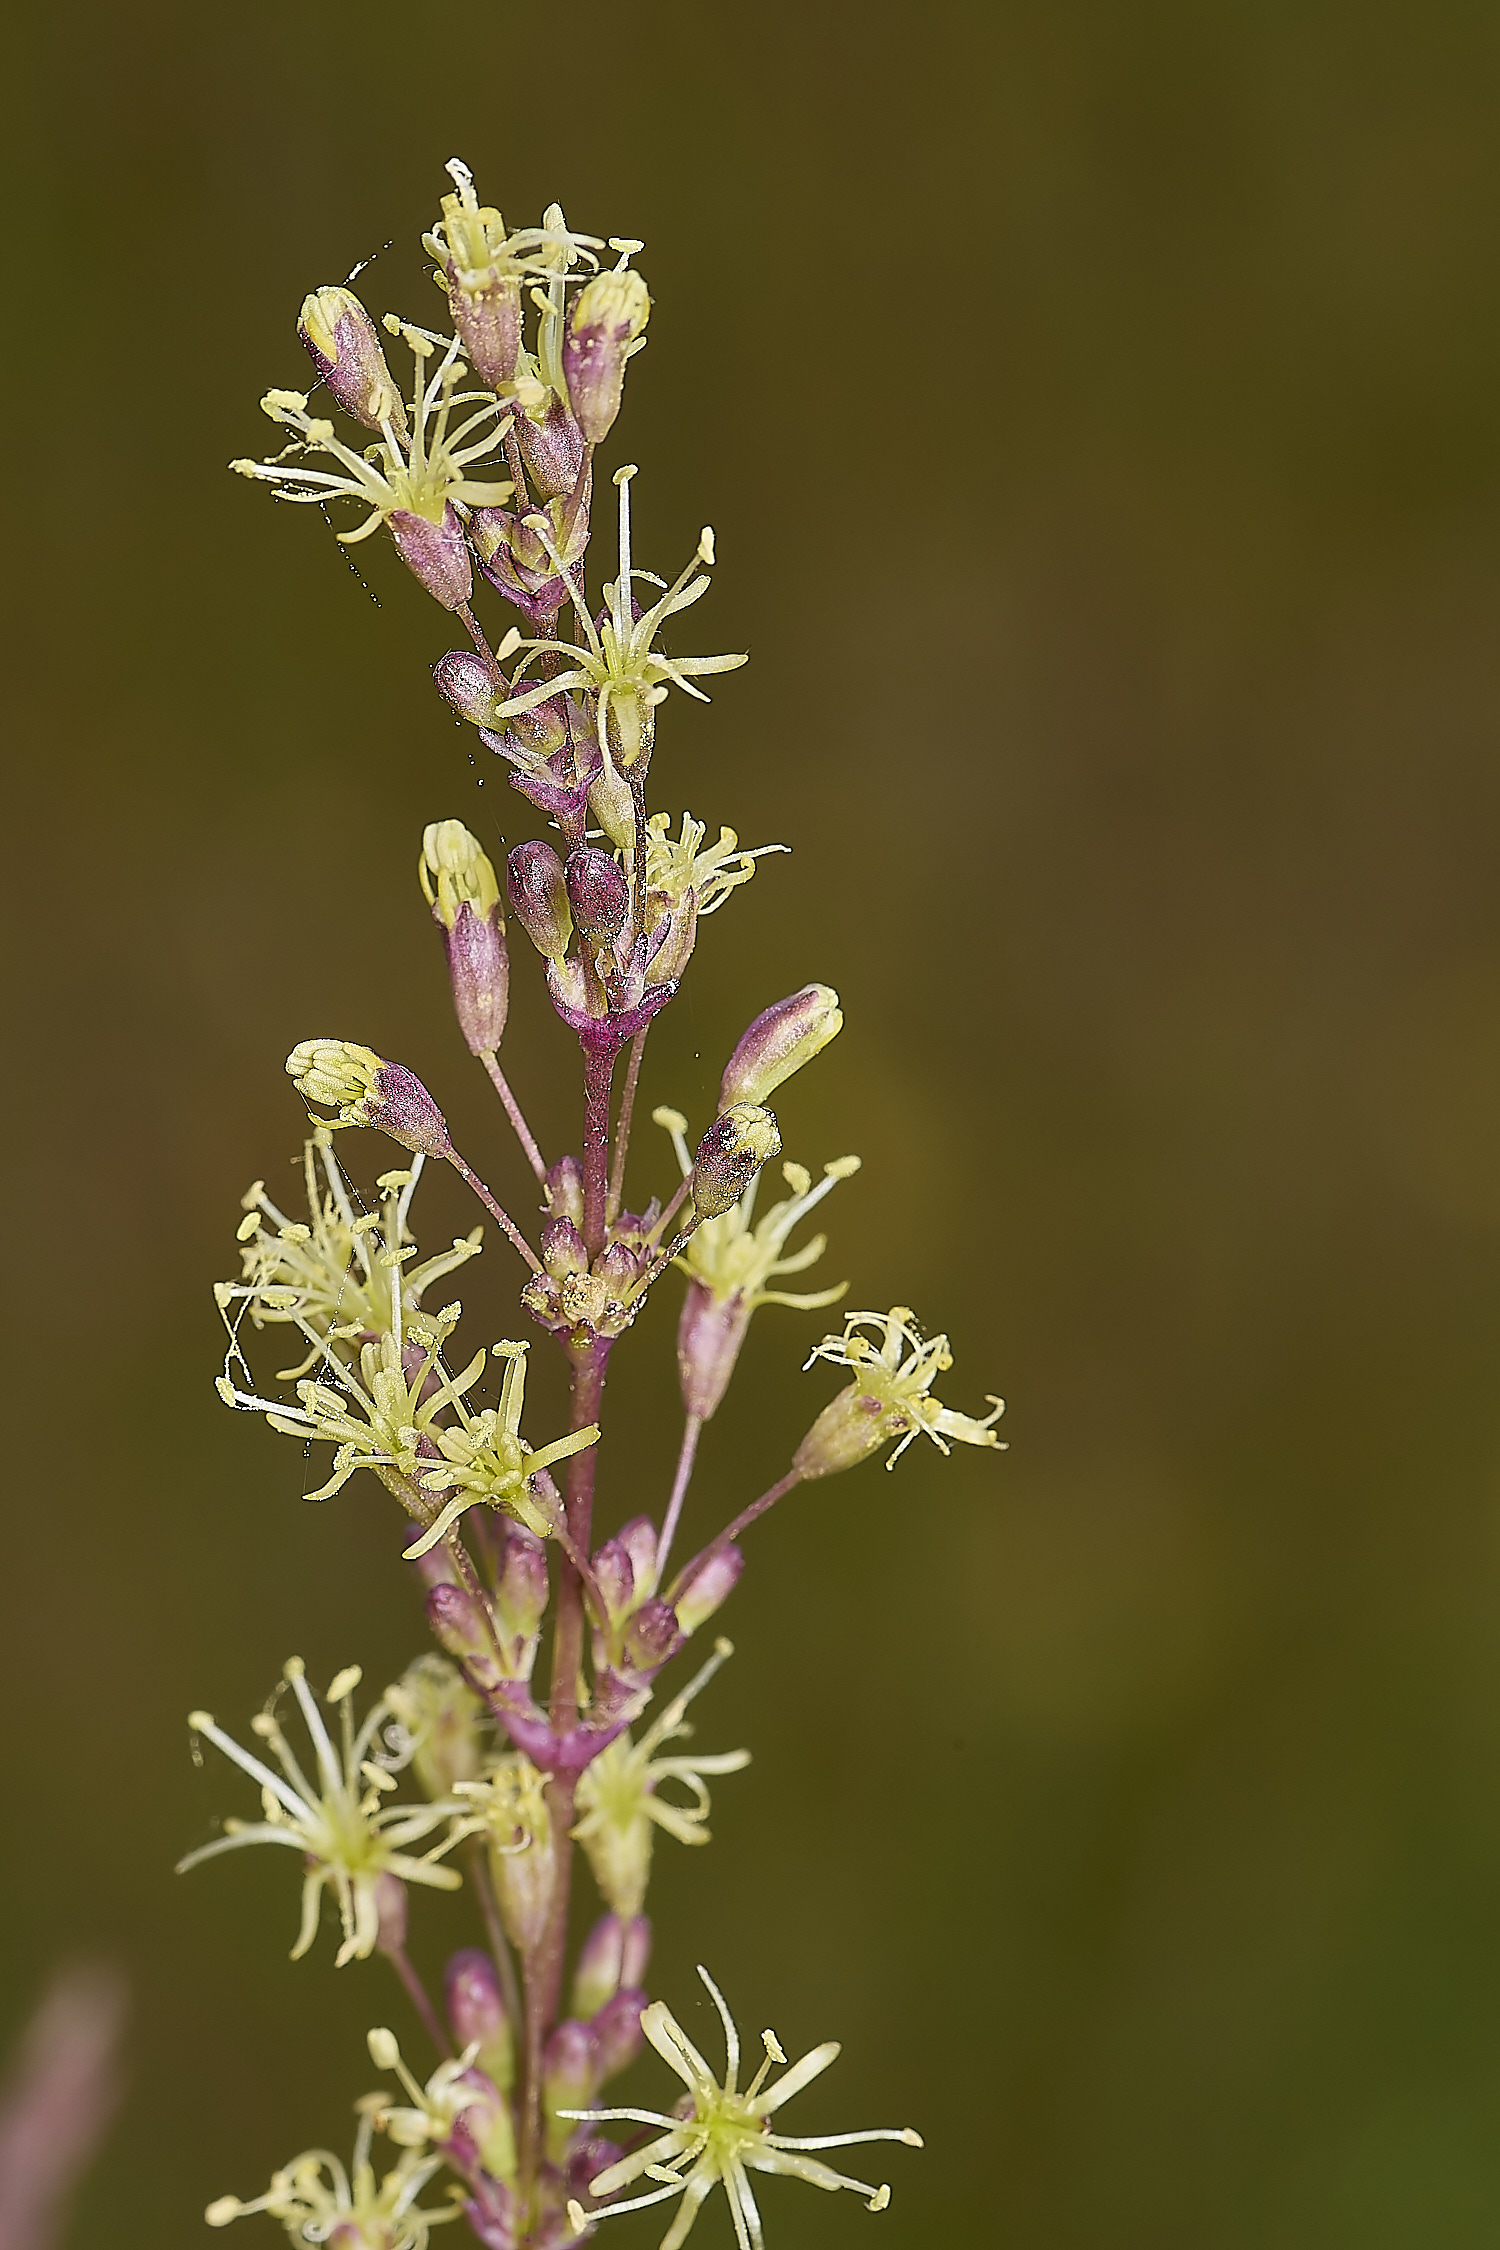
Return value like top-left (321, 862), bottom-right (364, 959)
top-left (191, 159), bottom-right (1004, 2250)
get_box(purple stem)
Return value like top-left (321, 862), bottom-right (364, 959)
top-left (654, 1413), bottom-right (702, 1586)
top-left (444, 1146), bottom-right (543, 1272)
top-left (580, 1044), bottom-right (619, 1257)
top-left (457, 600), bottom-right (505, 688)
top-left (666, 1467), bottom-right (804, 1605)
top-left (606, 1025), bottom-right (650, 1224)
top-left (388, 1944), bottom-right (453, 2059)
top-left (479, 1051), bottom-right (550, 1184)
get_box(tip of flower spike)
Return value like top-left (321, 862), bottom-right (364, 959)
top-left (327, 1665), bottom-right (362, 1703)
top-left (367, 2026), bottom-right (400, 2069)
top-left (205, 2197), bottom-right (242, 2227)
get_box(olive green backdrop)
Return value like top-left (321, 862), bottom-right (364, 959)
top-left (8, 0), bottom-right (1500, 2243)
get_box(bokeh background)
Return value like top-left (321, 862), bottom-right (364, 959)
top-left (8, 0), bottom-right (1500, 2242)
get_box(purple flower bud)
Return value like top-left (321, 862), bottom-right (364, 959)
top-left (287, 1042), bottom-right (454, 1159)
top-left (493, 1524), bottom-right (550, 1643)
top-left (517, 394), bottom-right (587, 500)
top-left (572, 1916), bottom-right (626, 2018)
top-left (387, 503), bottom-right (474, 611)
top-left (507, 842), bottom-right (574, 960)
top-left (372, 1872), bottom-right (408, 1958)
top-left (563, 269), bottom-right (651, 446)
top-left (298, 287), bottom-right (406, 432)
top-left (591, 1539), bottom-right (636, 1627)
top-left (426, 1582), bottom-right (503, 1693)
top-left (591, 1987), bottom-right (648, 2084)
top-left (719, 983), bottom-right (843, 1111)
top-left (690, 1105), bottom-right (783, 1220)
top-left (471, 488), bottom-right (590, 629)
top-left (616, 1517), bottom-right (658, 1593)
top-left (673, 1544), bottom-right (744, 1635)
top-left (564, 847), bottom-right (629, 943)
top-left (622, 1598), bottom-right (684, 1675)
top-left (445, 1949), bottom-right (516, 2094)
top-left (621, 1916), bottom-right (651, 1988)
top-left (434, 649), bottom-right (498, 726)
top-left (546, 1155), bottom-right (585, 1224)
top-left (543, 2019), bottom-right (600, 2161)
top-left (443, 2066), bottom-right (517, 2183)
top-left (594, 1240), bottom-right (639, 1289)
top-left (464, 2174), bottom-right (520, 2250)
top-left (676, 1279), bottom-right (752, 1422)
top-left (444, 901), bottom-right (510, 1055)
top-left (541, 1216), bottom-right (589, 1279)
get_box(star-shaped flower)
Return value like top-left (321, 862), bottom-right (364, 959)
top-left (563, 1967), bottom-right (920, 2249)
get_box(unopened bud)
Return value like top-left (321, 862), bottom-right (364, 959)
top-left (421, 821), bottom-right (509, 1054)
top-left (298, 287), bottom-right (406, 431)
top-left (541, 1215), bottom-right (590, 1278)
top-left (492, 1524), bottom-right (550, 1643)
top-left (472, 494), bottom-right (589, 627)
top-left (564, 268), bottom-right (650, 446)
top-left (387, 503), bottom-right (474, 611)
top-left (517, 393), bottom-right (587, 500)
top-left (719, 984), bottom-right (843, 1111)
top-left (546, 1154), bottom-right (585, 1223)
top-left (592, 1986), bottom-right (648, 2084)
top-left (572, 1915), bottom-right (626, 2018)
top-left (690, 1104), bottom-right (783, 1220)
top-left (445, 1948), bottom-right (515, 2091)
top-left (286, 1041), bottom-right (453, 1159)
top-left (674, 1544), bottom-right (744, 1635)
top-left (676, 1279), bottom-right (751, 1422)
top-left (433, 649), bottom-right (496, 726)
top-left (622, 1598), bottom-right (684, 1676)
top-left (507, 841), bottom-right (574, 959)
top-left (426, 1582), bottom-right (503, 1694)
top-left (543, 2020), bottom-right (600, 2161)
top-left (565, 847), bottom-right (629, 943)
top-left (372, 1873), bottom-right (408, 1958)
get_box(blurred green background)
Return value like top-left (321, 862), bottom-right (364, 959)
top-left (8, 0), bottom-right (1500, 2242)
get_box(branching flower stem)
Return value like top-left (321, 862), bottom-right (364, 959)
top-left (606, 1025), bottom-right (650, 1223)
top-left (479, 1050), bottom-right (549, 1183)
top-left (387, 1940), bottom-right (453, 2059)
top-left (444, 1148), bottom-right (543, 1272)
top-left (667, 1469), bottom-right (805, 1605)
top-left (655, 1412), bottom-right (702, 1586)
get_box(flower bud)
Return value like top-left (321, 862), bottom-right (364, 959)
top-left (563, 269), bottom-right (650, 445)
top-left (572, 1915), bottom-right (626, 2018)
top-left (492, 1524), bottom-right (550, 1646)
top-left (565, 847), bottom-right (629, 943)
top-left (298, 286), bottom-right (405, 431)
top-left (587, 761), bottom-right (636, 854)
top-left (447, 2067), bottom-right (518, 2183)
top-left (421, 821), bottom-right (510, 1055)
top-left (434, 649), bottom-right (496, 726)
top-left (517, 393), bottom-right (587, 500)
top-left (621, 1598), bottom-right (684, 1676)
top-left (546, 1154), bottom-right (585, 1224)
top-left (690, 1105), bottom-right (783, 1220)
top-left (541, 1215), bottom-right (590, 1278)
top-left (591, 1987), bottom-right (648, 2084)
top-left (372, 1872), bottom-right (408, 1958)
top-left (543, 2020), bottom-right (600, 2162)
top-left (673, 1545), bottom-right (744, 1635)
top-left (425, 1582), bottom-right (504, 1695)
top-left (718, 984), bottom-right (843, 1112)
top-left (490, 1775), bottom-right (555, 1957)
top-left (676, 1280), bottom-right (751, 1422)
top-left (388, 503), bottom-right (473, 611)
top-left (445, 1949), bottom-right (515, 2092)
top-left (506, 842), bottom-right (573, 960)
top-left (287, 1041), bottom-right (453, 1158)
top-left (471, 491), bottom-right (589, 628)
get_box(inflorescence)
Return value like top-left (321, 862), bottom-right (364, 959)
top-left (191, 155), bottom-right (1001, 2249)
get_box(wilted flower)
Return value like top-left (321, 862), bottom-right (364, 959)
top-left (180, 1662), bottom-right (466, 1966)
top-left (564, 1967), bottom-right (920, 2246)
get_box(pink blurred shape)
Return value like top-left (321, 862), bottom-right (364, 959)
top-left (0, 1967), bottom-right (125, 2250)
